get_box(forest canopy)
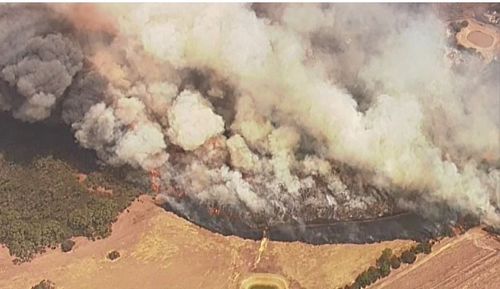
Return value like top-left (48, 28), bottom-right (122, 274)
top-left (0, 155), bottom-right (143, 262)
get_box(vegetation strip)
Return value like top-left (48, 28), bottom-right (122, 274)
top-left (339, 241), bottom-right (433, 289)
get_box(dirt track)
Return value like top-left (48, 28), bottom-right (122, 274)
top-left (0, 195), bottom-right (413, 289)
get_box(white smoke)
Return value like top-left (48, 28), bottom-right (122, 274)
top-left (167, 90), bottom-right (225, 151)
top-left (226, 134), bottom-right (260, 172)
top-left (100, 3), bottom-right (500, 225)
top-left (1, 4), bottom-right (498, 226)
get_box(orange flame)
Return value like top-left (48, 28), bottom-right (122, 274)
top-left (149, 169), bottom-right (161, 194)
top-left (170, 187), bottom-right (186, 199)
top-left (208, 207), bottom-right (222, 217)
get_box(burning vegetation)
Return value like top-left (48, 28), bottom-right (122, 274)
top-left (0, 3), bottom-right (498, 253)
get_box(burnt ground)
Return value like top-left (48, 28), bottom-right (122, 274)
top-left (0, 195), bottom-right (417, 289)
top-left (1, 195), bottom-right (497, 289)
top-left (0, 112), bottom-right (480, 246)
top-left (164, 197), bottom-right (456, 244)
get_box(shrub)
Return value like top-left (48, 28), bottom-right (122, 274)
top-left (366, 266), bottom-right (381, 284)
top-left (421, 242), bottom-right (432, 254)
top-left (376, 248), bottom-right (392, 267)
top-left (346, 242), bottom-right (434, 289)
top-left (390, 255), bottom-right (401, 269)
top-left (379, 262), bottom-right (391, 277)
top-left (31, 279), bottom-right (55, 289)
top-left (414, 243), bottom-right (424, 254)
top-left (401, 250), bottom-right (416, 264)
top-left (354, 271), bottom-right (370, 288)
top-left (107, 250), bottom-right (120, 260)
top-left (374, 248), bottom-right (393, 278)
top-left (60, 239), bottom-right (75, 253)
top-left (355, 266), bottom-right (381, 288)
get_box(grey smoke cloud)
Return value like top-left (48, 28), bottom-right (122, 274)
top-left (0, 5), bottom-right (83, 122)
top-left (0, 4), bottom-right (498, 227)
top-left (62, 70), bottom-right (108, 125)
top-left (1, 34), bottom-right (83, 121)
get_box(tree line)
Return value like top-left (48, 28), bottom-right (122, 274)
top-left (340, 241), bottom-right (433, 289)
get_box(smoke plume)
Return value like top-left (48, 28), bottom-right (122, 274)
top-left (1, 4), bottom-right (498, 226)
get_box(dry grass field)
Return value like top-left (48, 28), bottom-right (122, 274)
top-left (0, 195), bottom-right (414, 289)
top-left (371, 228), bottom-right (500, 289)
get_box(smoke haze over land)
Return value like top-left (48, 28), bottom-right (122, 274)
top-left (0, 4), bottom-right (498, 227)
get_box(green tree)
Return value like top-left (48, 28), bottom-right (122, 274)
top-left (422, 242), bottom-right (432, 254)
top-left (379, 262), bottom-right (391, 277)
top-left (0, 156), bottom-right (142, 262)
top-left (390, 255), bottom-right (401, 269)
top-left (107, 250), bottom-right (120, 260)
top-left (376, 248), bottom-right (392, 267)
top-left (401, 250), bottom-right (417, 264)
top-left (61, 239), bottom-right (75, 253)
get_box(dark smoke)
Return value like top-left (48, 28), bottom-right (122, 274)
top-left (0, 4), bottom-right (498, 241)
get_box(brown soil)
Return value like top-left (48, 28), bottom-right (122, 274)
top-left (2, 195), bottom-right (497, 289)
top-left (0, 195), bottom-right (413, 289)
top-left (371, 228), bottom-right (500, 289)
top-left (467, 30), bottom-right (494, 47)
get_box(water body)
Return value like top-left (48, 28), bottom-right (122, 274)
top-left (467, 30), bottom-right (494, 47)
